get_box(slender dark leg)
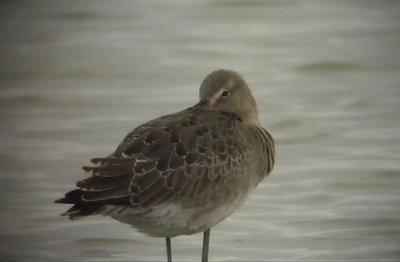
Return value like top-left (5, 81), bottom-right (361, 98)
top-left (201, 229), bottom-right (211, 262)
top-left (166, 236), bottom-right (172, 262)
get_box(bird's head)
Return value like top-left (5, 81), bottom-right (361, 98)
top-left (199, 69), bottom-right (260, 126)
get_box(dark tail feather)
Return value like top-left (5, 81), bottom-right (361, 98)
top-left (55, 189), bottom-right (101, 219)
top-left (55, 189), bottom-right (82, 204)
top-left (60, 205), bottom-right (102, 219)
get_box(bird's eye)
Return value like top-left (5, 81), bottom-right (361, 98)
top-left (221, 91), bottom-right (230, 99)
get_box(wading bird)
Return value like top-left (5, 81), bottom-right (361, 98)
top-left (56, 69), bottom-right (275, 262)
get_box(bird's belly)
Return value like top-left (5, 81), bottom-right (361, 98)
top-left (101, 192), bottom-right (250, 238)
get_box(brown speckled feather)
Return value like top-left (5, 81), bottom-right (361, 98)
top-left (56, 69), bottom-right (276, 237)
top-left (59, 104), bottom-right (274, 217)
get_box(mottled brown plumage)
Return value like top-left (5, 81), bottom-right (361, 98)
top-left (56, 69), bottom-right (275, 261)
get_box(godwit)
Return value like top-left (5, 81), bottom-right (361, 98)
top-left (56, 69), bottom-right (275, 262)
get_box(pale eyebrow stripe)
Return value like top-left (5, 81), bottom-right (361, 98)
top-left (212, 89), bottom-right (225, 100)
top-left (209, 77), bottom-right (235, 105)
top-left (209, 88), bottom-right (225, 106)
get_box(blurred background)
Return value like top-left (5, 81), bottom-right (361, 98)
top-left (0, 0), bottom-right (399, 261)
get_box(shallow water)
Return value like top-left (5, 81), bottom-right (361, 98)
top-left (1, 0), bottom-right (400, 261)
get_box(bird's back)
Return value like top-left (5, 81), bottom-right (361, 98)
top-left (56, 103), bottom-right (274, 236)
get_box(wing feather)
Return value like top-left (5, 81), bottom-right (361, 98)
top-left (59, 106), bottom-right (274, 216)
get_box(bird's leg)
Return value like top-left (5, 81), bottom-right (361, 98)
top-left (201, 229), bottom-right (211, 262)
top-left (166, 236), bottom-right (172, 262)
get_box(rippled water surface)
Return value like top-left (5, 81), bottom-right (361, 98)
top-left (1, 0), bottom-right (399, 261)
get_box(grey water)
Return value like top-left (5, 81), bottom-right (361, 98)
top-left (1, 0), bottom-right (399, 261)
